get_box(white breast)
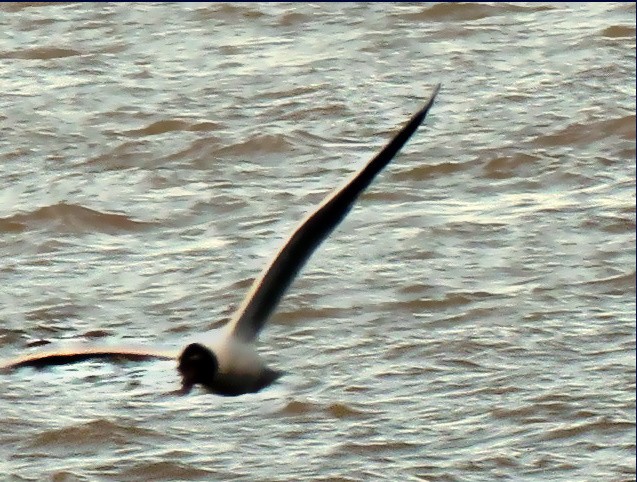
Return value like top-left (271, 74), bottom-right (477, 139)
top-left (192, 329), bottom-right (265, 377)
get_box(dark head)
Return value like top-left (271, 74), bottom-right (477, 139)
top-left (177, 343), bottom-right (218, 393)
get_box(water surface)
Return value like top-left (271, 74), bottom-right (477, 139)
top-left (0, 3), bottom-right (635, 481)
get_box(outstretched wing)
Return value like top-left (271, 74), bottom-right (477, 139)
top-left (227, 84), bottom-right (441, 342)
top-left (1, 344), bottom-right (176, 372)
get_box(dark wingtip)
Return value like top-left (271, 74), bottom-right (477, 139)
top-left (417, 83), bottom-right (441, 119)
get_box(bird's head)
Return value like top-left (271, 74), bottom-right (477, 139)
top-left (177, 343), bottom-right (218, 393)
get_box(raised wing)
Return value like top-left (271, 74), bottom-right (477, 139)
top-left (227, 84), bottom-right (441, 342)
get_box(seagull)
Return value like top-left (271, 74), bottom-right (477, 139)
top-left (1, 84), bottom-right (440, 396)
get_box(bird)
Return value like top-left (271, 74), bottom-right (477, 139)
top-left (1, 84), bottom-right (440, 396)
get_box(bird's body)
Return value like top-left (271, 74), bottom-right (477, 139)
top-left (1, 85), bottom-right (440, 396)
top-left (177, 331), bottom-right (282, 396)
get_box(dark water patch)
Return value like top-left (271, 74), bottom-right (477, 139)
top-left (491, 400), bottom-right (585, 422)
top-left (581, 214), bottom-right (636, 235)
top-left (25, 301), bottom-right (82, 325)
top-left (0, 2), bottom-right (71, 12)
top-left (25, 419), bottom-right (161, 450)
top-left (212, 134), bottom-right (296, 158)
top-left (335, 440), bottom-right (420, 455)
top-left (24, 338), bottom-right (52, 348)
top-left (277, 11), bottom-right (311, 27)
top-left (394, 160), bottom-right (471, 181)
top-left (575, 270), bottom-right (636, 291)
top-left (279, 103), bottom-right (352, 122)
top-left (326, 402), bottom-right (368, 419)
top-left (442, 358), bottom-right (486, 370)
top-left (82, 329), bottom-right (112, 339)
top-left (118, 461), bottom-right (223, 482)
top-left (600, 25), bottom-right (636, 38)
top-left (276, 399), bottom-right (369, 420)
top-left (260, 84), bottom-right (327, 101)
top-left (537, 418), bottom-right (636, 442)
top-left (159, 136), bottom-right (224, 169)
top-left (275, 306), bottom-right (353, 325)
top-left (395, 2), bottom-right (554, 23)
top-left (0, 328), bottom-right (27, 347)
top-left (47, 470), bottom-right (89, 482)
top-left (0, 47), bottom-right (82, 60)
top-left (381, 291), bottom-right (491, 313)
top-left (125, 119), bottom-right (223, 137)
top-left (82, 140), bottom-right (162, 171)
top-left (277, 399), bottom-right (317, 416)
top-left (194, 2), bottom-right (266, 21)
top-left (482, 152), bottom-right (541, 179)
top-left (535, 115), bottom-right (636, 147)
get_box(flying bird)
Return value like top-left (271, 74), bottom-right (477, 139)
top-left (1, 84), bottom-right (440, 396)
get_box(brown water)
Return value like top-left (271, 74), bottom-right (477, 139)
top-left (0, 3), bottom-right (635, 481)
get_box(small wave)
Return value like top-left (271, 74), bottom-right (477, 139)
top-left (335, 440), bottom-right (419, 455)
top-left (126, 120), bottom-right (191, 137)
top-left (82, 140), bottom-right (162, 171)
top-left (194, 3), bottom-right (265, 21)
top-left (158, 136), bottom-right (223, 168)
top-left (26, 419), bottom-right (161, 449)
top-left (0, 202), bottom-right (156, 234)
top-left (395, 160), bottom-right (469, 181)
top-left (582, 213), bottom-right (636, 235)
top-left (260, 84), bottom-right (327, 101)
top-left (277, 399), bottom-right (317, 416)
top-left (125, 119), bottom-right (222, 137)
top-left (395, 2), bottom-right (553, 22)
top-left (576, 270), bottom-right (636, 290)
top-left (25, 339), bottom-right (52, 348)
top-left (483, 153), bottom-right (541, 179)
top-left (212, 134), bottom-right (295, 157)
top-left (278, 11), bottom-right (311, 27)
top-left (276, 399), bottom-right (368, 419)
top-left (492, 401), bottom-right (573, 421)
top-left (383, 292), bottom-right (489, 313)
top-left (326, 402), bottom-right (368, 419)
top-left (0, 47), bottom-right (81, 60)
top-left (119, 461), bottom-right (218, 480)
top-left (538, 418), bottom-right (635, 442)
top-left (279, 103), bottom-right (351, 122)
top-left (275, 306), bottom-right (350, 324)
top-left (535, 115), bottom-right (635, 147)
top-left (0, 3), bottom-right (69, 13)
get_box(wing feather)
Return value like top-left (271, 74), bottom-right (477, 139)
top-left (1, 345), bottom-right (176, 372)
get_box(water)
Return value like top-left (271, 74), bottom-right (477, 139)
top-left (0, 3), bottom-right (635, 481)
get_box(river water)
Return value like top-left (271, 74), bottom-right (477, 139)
top-left (0, 3), bottom-right (635, 481)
